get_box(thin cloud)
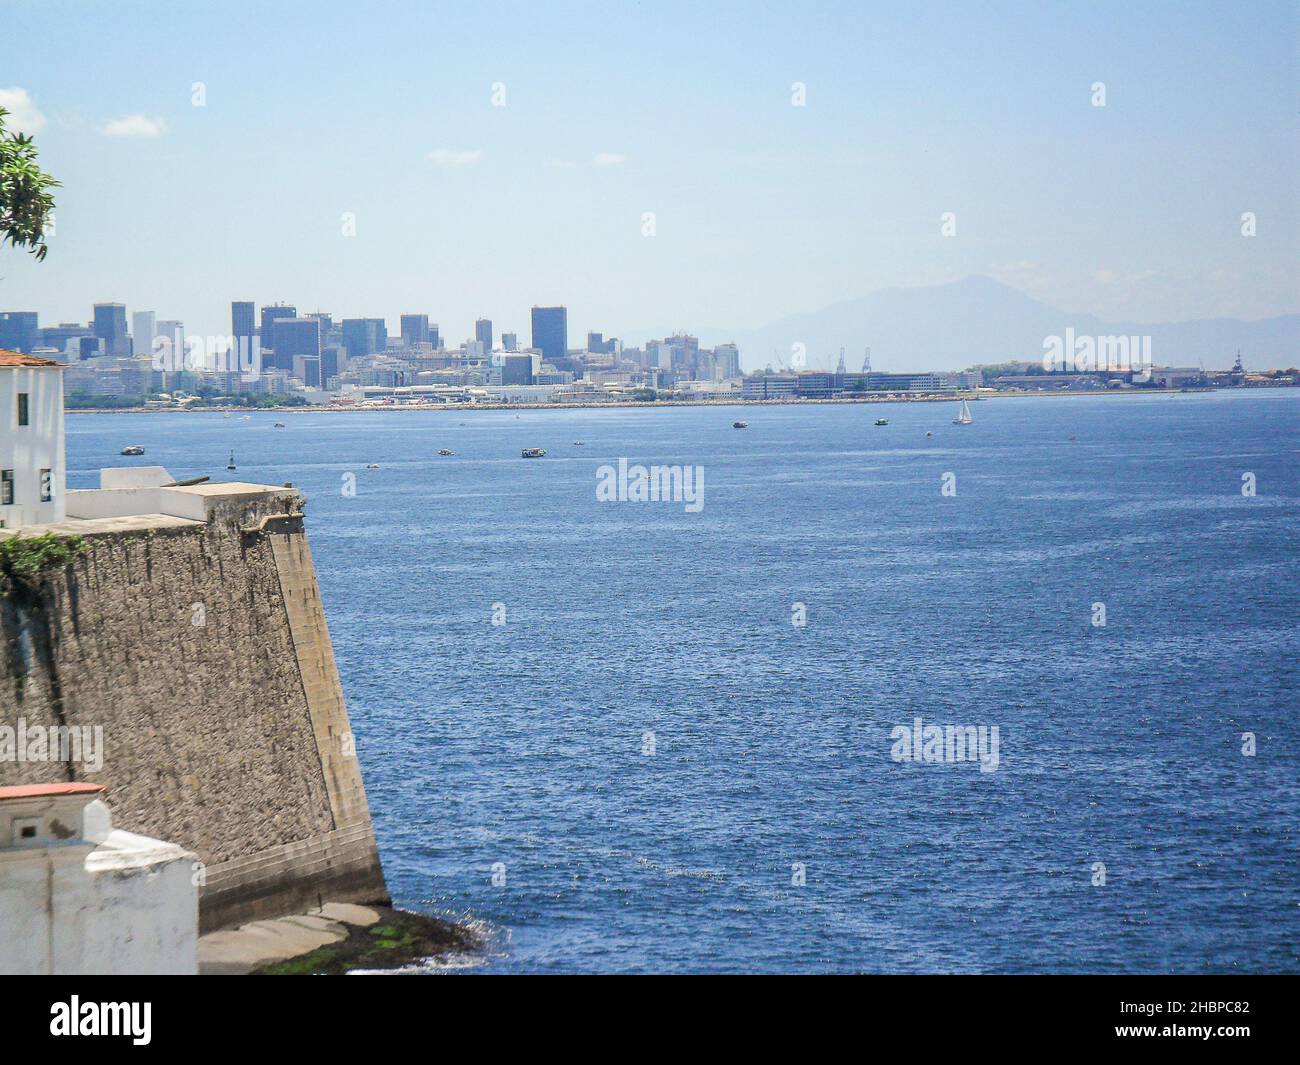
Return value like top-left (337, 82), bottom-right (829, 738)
top-left (428, 149), bottom-right (482, 167)
top-left (101, 114), bottom-right (167, 138)
top-left (592, 152), bottom-right (626, 167)
top-left (547, 158), bottom-right (578, 169)
top-left (0, 87), bottom-right (46, 134)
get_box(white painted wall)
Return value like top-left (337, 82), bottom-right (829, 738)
top-left (0, 365), bottom-right (65, 529)
top-left (0, 791), bottom-right (197, 975)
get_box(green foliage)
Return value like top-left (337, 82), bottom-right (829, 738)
top-left (65, 393), bottom-right (151, 409)
top-left (0, 534), bottom-right (86, 596)
top-left (0, 106), bottom-right (60, 261)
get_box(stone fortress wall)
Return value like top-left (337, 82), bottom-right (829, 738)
top-left (0, 486), bottom-right (387, 932)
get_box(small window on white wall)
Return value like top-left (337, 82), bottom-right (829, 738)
top-left (1, 470), bottom-right (13, 505)
top-left (40, 468), bottom-right (53, 502)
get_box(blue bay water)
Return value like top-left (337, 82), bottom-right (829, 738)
top-left (66, 392), bottom-right (1299, 973)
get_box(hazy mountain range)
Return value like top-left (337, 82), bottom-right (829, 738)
top-left (631, 276), bottom-right (1298, 373)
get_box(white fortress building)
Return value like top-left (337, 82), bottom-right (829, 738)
top-left (0, 348), bottom-right (66, 530)
top-left (0, 784), bottom-right (198, 975)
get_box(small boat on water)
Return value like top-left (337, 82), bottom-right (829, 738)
top-left (874, 418), bottom-right (888, 426)
top-left (226, 450), bottom-right (237, 470)
top-left (240, 415), bottom-right (252, 421)
top-left (120, 445), bottom-right (145, 456)
top-left (273, 422), bottom-right (285, 428)
top-left (953, 399), bottom-right (973, 426)
top-left (573, 441), bottom-right (585, 446)
top-left (925, 431), bottom-right (933, 437)
top-left (365, 463), bottom-right (380, 469)
top-left (733, 421), bottom-right (749, 429)
top-left (521, 447), bottom-right (546, 458)
top-left (438, 448), bottom-right (454, 456)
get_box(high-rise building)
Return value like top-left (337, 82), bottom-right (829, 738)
top-left (155, 320), bottom-right (185, 368)
top-left (131, 311), bottom-right (157, 358)
top-left (475, 318), bottom-right (493, 352)
top-left (342, 318), bottom-right (388, 359)
top-left (713, 343), bottom-right (741, 379)
top-left (93, 303), bottom-right (130, 357)
top-left (502, 351), bottom-right (540, 385)
top-left (587, 331), bottom-right (604, 353)
top-left (231, 301), bottom-right (255, 358)
top-left (502, 332), bottom-right (518, 352)
top-left (272, 317), bottom-right (322, 372)
top-left (307, 312), bottom-right (333, 346)
top-left (429, 324), bottom-right (441, 350)
top-left (400, 314), bottom-right (430, 347)
top-left (0, 312), bottom-right (39, 354)
top-left (260, 304), bottom-right (297, 353)
top-left (321, 346), bottom-right (342, 384)
top-left (292, 355), bottom-right (322, 388)
top-left (531, 306), bottom-right (567, 362)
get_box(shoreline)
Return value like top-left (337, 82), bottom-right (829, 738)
top-left (64, 386), bottom-right (1265, 416)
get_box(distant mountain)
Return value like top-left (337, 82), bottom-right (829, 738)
top-left (631, 276), bottom-right (1299, 373)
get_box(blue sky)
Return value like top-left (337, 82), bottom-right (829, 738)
top-left (1, 0), bottom-right (1295, 346)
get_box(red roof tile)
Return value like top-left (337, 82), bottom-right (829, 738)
top-left (0, 347), bottom-right (63, 368)
top-left (0, 783), bottom-right (106, 800)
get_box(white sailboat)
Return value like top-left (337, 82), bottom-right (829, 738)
top-left (953, 399), bottom-right (973, 425)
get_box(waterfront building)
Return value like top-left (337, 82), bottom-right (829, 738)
top-left (502, 350), bottom-right (540, 385)
top-left (741, 374), bottom-right (799, 400)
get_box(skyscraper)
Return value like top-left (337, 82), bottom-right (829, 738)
top-left (342, 318), bottom-right (388, 359)
top-left (400, 314), bottom-right (430, 347)
top-left (93, 303), bottom-right (130, 356)
top-left (260, 304), bottom-right (297, 353)
top-left (271, 317), bottom-right (322, 372)
top-left (475, 318), bottom-right (493, 352)
top-left (0, 312), bottom-right (39, 354)
top-left (155, 320), bottom-right (185, 369)
top-left (131, 311), bottom-right (156, 358)
top-left (530, 306), bottom-right (567, 363)
top-left (231, 301), bottom-right (255, 357)
top-left (502, 332), bottom-right (518, 352)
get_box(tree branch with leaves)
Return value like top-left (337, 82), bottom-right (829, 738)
top-left (0, 106), bottom-right (60, 261)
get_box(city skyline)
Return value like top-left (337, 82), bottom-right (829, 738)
top-left (0, 0), bottom-right (1295, 349)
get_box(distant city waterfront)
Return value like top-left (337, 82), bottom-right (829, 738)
top-left (5, 296), bottom-right (1293, 415)
top-left (65, 390), bottom-right (1300, 973)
